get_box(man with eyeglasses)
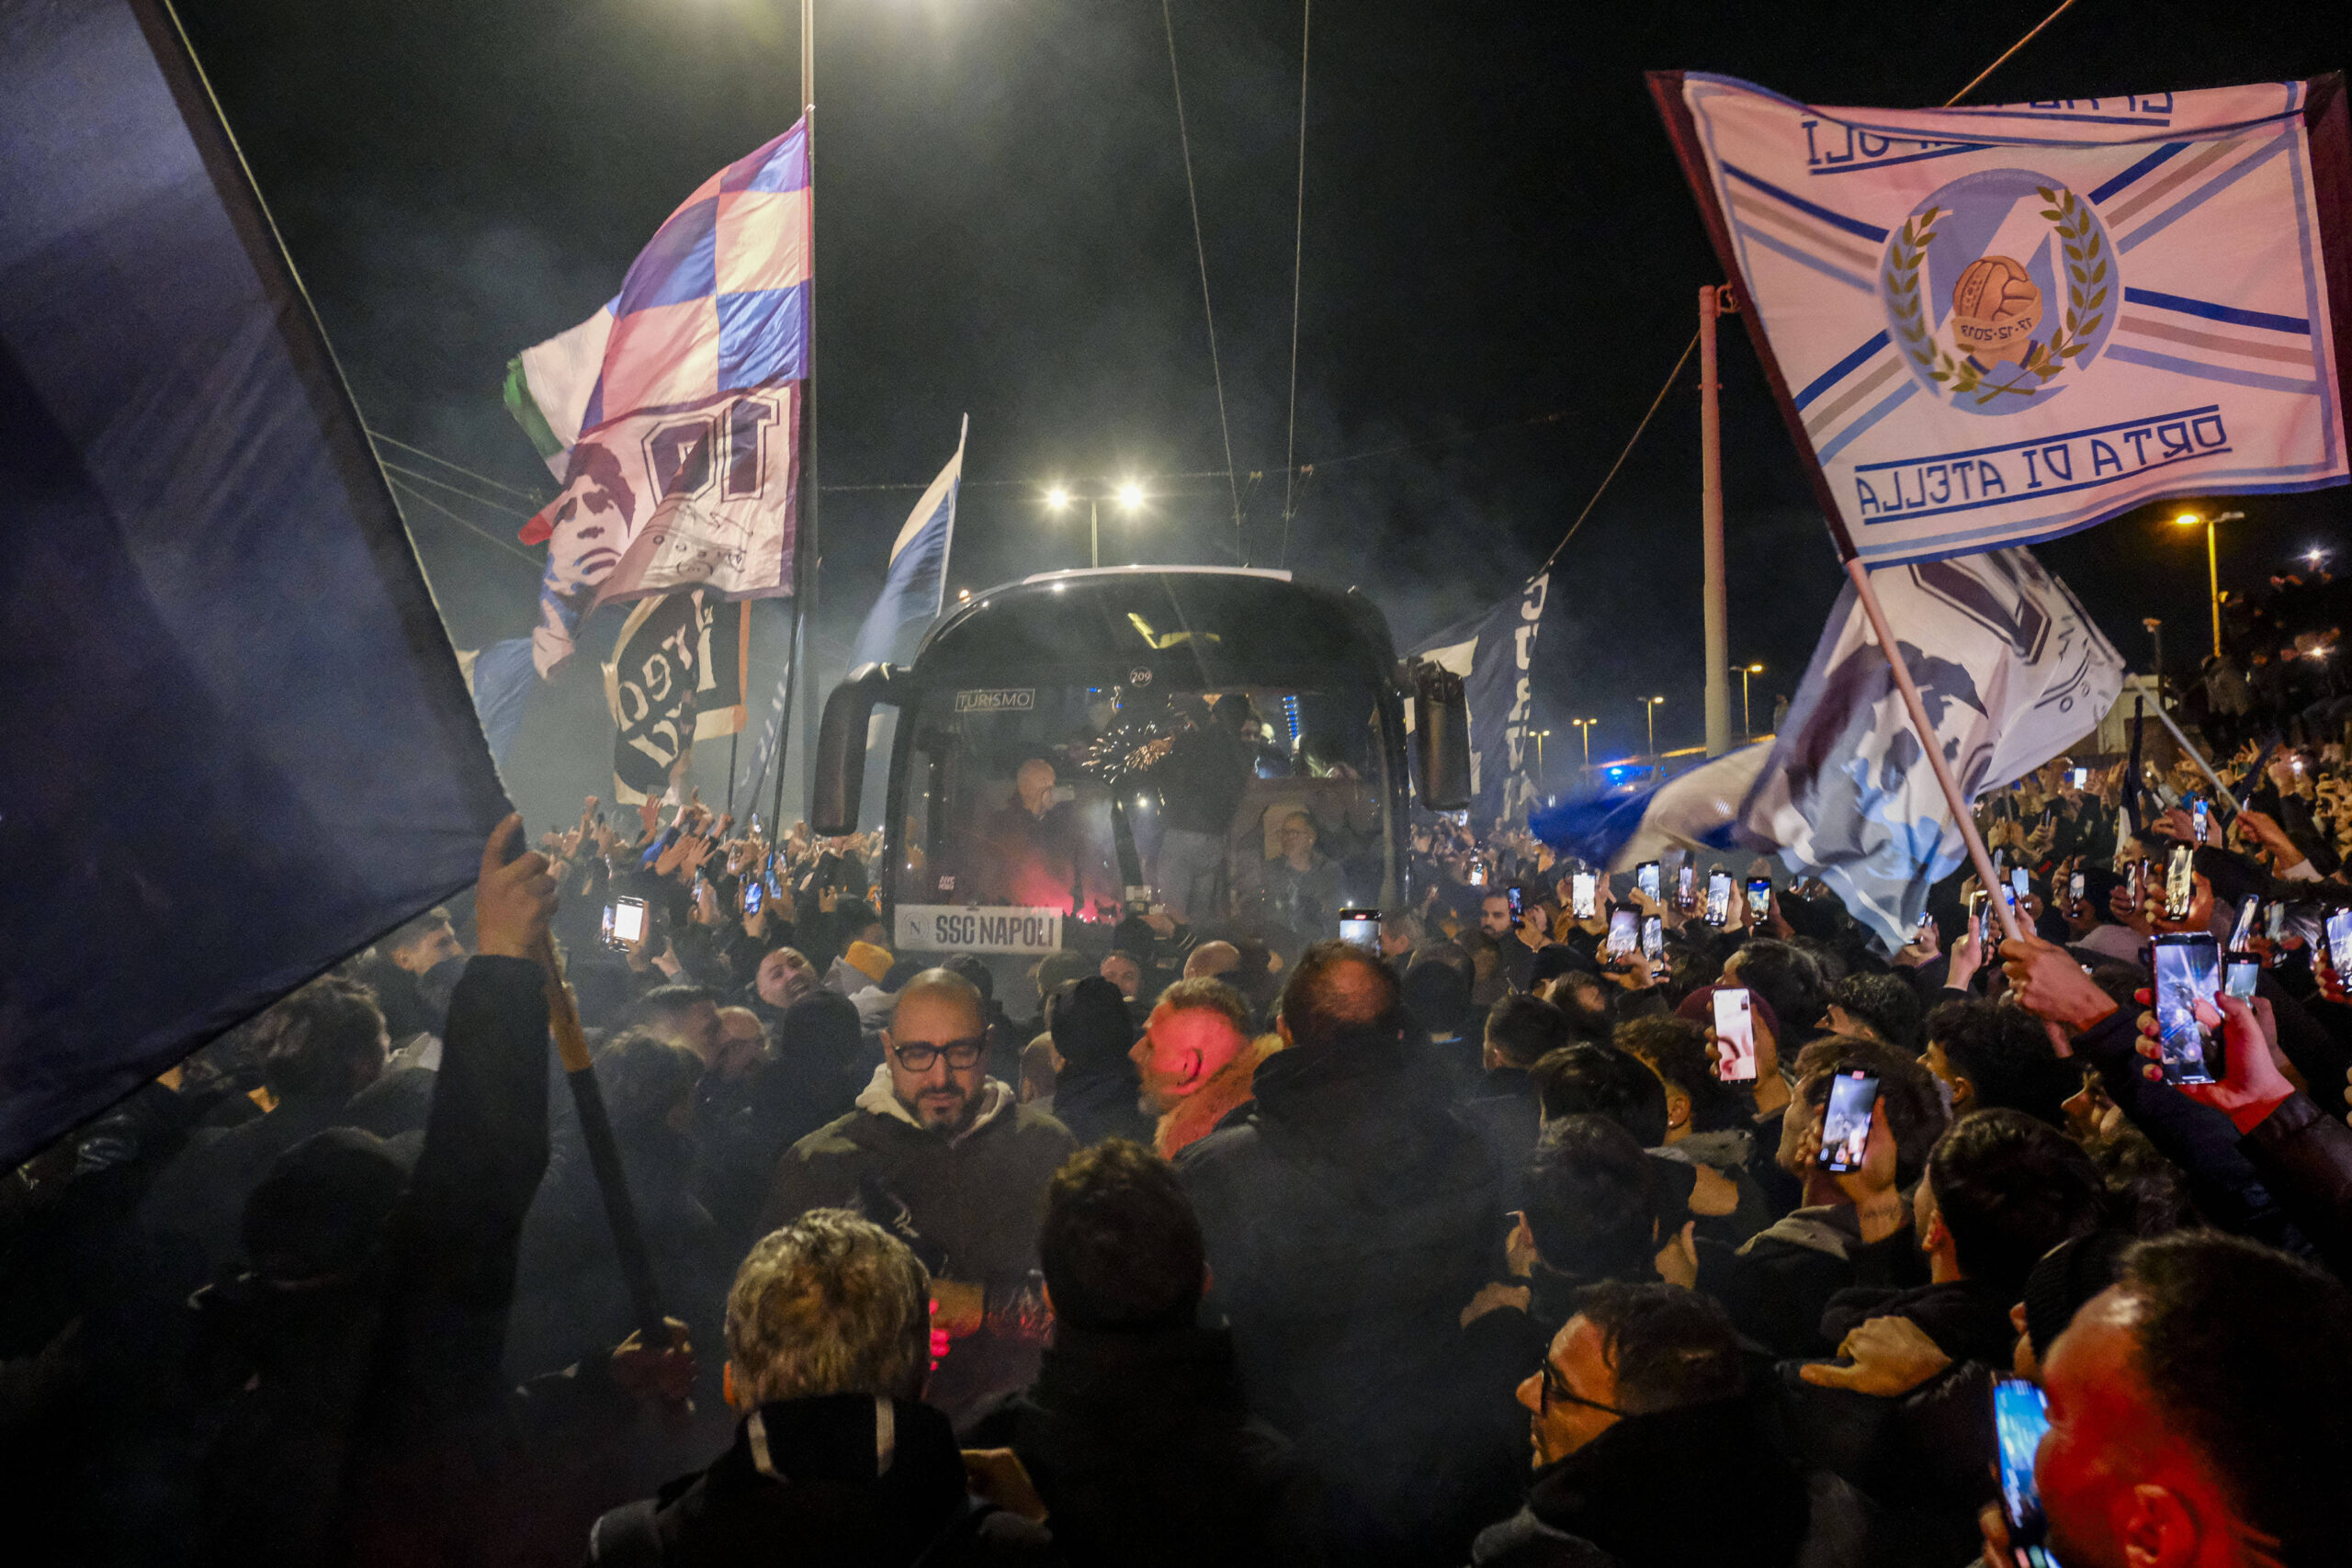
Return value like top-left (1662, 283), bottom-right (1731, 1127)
top-left (760, 969), bottom-right (1075, 1422)
top-left (1471, 1281), bottom-right (1823, 1568)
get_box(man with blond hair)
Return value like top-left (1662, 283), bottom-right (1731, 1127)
top-left (589, 1209), bottom-right (1050, 1564)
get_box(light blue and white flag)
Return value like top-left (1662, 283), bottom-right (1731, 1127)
top-left (1741, 548), bottom-right (2121, 950)
top-left (1657, 74), bottom-right (2348, 565)
top-left (1535, 548), bottom-right (2121, 952)
top-left (852, 417), bottom-right (967, 668)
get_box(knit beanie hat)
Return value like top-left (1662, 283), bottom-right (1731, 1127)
top-left (241, 1127), bottom-right (409, 1283)
top-left (843, 940), bottom-right (894, 985)
top-left (1050, 976), bottom-right (1137, 1073)
top-left (2022, 1229), bottom-right (2133, 1363)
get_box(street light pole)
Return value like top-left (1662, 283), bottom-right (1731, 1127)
top-left (1089, 498), bottom-right (1099, 570)
top-left (1532, 728), bottom-right (1550, 788)
top-left (1733, 662), bottom-right (1763, 735)
top-left (1700, 285), bottom-right (1734, 758)
top-left (2173, 509), bottom-right (2243, 660)
top-left (1644, 696), bottom-right (1665, 755)
top-left (1572, 716), bottom-right (1596, 773)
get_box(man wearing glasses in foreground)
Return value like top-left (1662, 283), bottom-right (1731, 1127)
top-left (761, 969), bottom-right (1076, 1420)
top-left (1473, 1281), bottom-right (1834, 1568)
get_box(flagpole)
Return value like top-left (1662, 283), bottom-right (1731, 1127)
top-left (1842, 558), bottom-right (2018, 939)
top-left (776, 0), bottom-right (819, 835)
top-left (2142, 689), bottom-right (2243, 812)
top-left (1700, 284), bottom-right (1733, 758)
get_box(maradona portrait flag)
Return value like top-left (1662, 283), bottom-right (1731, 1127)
top-left (1652, 73), bottom-right (2350, 564)
top-left (507, 121), bottom-right (810, 675)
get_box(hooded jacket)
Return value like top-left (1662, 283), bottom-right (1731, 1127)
top-left (760, 1067), bottom-right (1076, 1420)
top-left (1468, 1395), bottom-right (1826, 1568)
top-left (592, 1394), bottom-right (1050, 1566)
top-left (962, 1324), bottom-right (1323, 1568)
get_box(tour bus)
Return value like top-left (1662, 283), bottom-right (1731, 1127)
top-left (810, 566), bottom-right (1470, 962)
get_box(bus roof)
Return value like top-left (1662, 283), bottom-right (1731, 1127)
top-left (911, 566), bottom-right (1398, 691)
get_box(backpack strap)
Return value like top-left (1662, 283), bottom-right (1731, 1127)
top-left (586, 1499), bottom-right (664, 1568)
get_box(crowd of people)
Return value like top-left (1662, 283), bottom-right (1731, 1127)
top-left (9, 728), bottom-right (2352, 1567)
top-left (2179, 560), bottom-right (2352, 749)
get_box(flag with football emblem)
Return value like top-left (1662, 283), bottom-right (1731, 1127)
top-left (506, 120), bottom-right (810, 676)
top-left (1651, 74), bottom-right (2349, 566)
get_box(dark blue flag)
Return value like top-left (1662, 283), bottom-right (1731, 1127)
top-left (1412, 570), bottom-right (1552, 820)
top-left (0, 0), bottom-right (512, 1167)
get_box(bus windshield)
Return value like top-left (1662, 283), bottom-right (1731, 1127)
top-left (889, 677), bottom-right (1394, 945)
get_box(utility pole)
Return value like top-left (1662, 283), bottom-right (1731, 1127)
top-left (1701, 284), bottom-right (1734, 758)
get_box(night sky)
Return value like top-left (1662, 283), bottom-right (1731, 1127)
top-left (170, 0), bottom-right (2346, 815)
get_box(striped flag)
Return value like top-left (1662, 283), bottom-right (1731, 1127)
top-left (851, 418), bottom-right (967, 668)
top-left (1533, 548), bottom-right (2121, 953)
top-left (1652, 74), bottom-right (2348, 565)
top-left (505, 121), bottom-right (811, 675)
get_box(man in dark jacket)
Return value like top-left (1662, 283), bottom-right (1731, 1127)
top-left (1178, 941), bottom-right (1501, 1564)
top-left (1695, 1037), bottom-right (1945, 1359)
top-left (1471, 1282), bottom-right (1826, 1568)
top-left (762, 969), bottom-right (1076, 1422)
top-left (1048, 976), bottom-right (1154, 1148)
top-left (964, 1139), bottom-right (1321, 1566)
top-left (186, 816), bottom-right (572, 1565)
top-left (590, 1210), bottom-right (1050, 1566)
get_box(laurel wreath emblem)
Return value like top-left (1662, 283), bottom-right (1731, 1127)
top-left (1883, 186), bottom-right (2108, 405)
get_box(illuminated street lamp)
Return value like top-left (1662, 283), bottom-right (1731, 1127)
top-left (1046, 481), bottom-right (1148, 569)
top-left (1733, 662), bottom-right (1764, 734)
top-left (1571, 716), bottom-right (1598, 771)
top-left (1531, 728), bottom-right (1551, 786)
top-left (1642, 695), bottom-right (1666, 755)
top-left (2172, 509), bottom-right (2243, 660)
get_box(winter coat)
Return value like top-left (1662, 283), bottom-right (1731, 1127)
top-left (761, 1067), bottom-right (1076, 1420)
top-left (187, 957), bottom-right (554, 1567)
top-left (1695, 1203), bottom-right (1927, 1360)
top-left (1466, 1394), bottom-right (1846, 1568)
top-left (2243, 1089), bottom-right (2352, 1279)
top-left (962, 1324), bottom-right (1323, 1567)
top-left (1178, 1033), bottom-right (1504, 1561)
top-left (591, 1394), bottom-right (1050, 1567)
top-left (1049, 1066), bottom-right (1157, 1149)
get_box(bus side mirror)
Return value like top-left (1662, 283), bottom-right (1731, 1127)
top-left (1413, 664), bottom-right (1473, 811)
top-left (811, 663), bottom-right (903, 836)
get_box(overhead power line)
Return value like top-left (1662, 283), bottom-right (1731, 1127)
top-left (1159, 0), bottom-right (1245, 559)
top-left (1280, 0), bottom-right (1312, 562)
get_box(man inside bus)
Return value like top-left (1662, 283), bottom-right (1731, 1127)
top-left (1264, 810), bottom-right (1345, 949)
top-left (984, 758), bottom-right (1096, 911)
top-left (1150, 694), bottom-right (1251, 923)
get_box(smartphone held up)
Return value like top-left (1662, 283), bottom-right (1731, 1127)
top-left (1816, 1069), bottom-right (1879, 1174)
top-left (1713, 987), bottom-right (1757, 1083)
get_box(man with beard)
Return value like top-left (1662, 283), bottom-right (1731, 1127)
top-left (761, 970), bottom-right (1075, 1421)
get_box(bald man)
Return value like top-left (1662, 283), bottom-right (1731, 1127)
top-left (1183, 940), bottom-right (1241, 980)
top-left (762, 969), bottom-right (1077, 1420)
top-left (983, 758), bottom-right (1102, 908)
top-left (1174, 942), bottom-right (1499, 1557)
top-left (1131, 977), bottom-right (1273, 1158)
